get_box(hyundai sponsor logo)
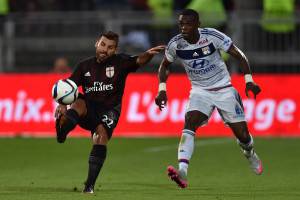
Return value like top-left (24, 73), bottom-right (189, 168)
top-left (187, 64), bottom-right (216, 75)
top-left (189, 59), bottom-right (209, 69)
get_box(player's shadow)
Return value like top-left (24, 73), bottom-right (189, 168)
top-left (0, 186), bottom-right (79, 195)
top-left (177, 187), bottom-right (300, 198)
top-left (98, 182), bottom-right (171, 191)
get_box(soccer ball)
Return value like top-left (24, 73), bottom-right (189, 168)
top-left (52, 79), bottom-right (78, 105)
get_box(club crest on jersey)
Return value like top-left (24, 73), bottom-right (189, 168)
top-left (202, 46), bottom-right (211, 55)
top-left (106, 66), bottom-right (114, 78)
top-left (199, 38), bottom-right (208, 45)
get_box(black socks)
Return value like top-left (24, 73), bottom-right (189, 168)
top-left (85, 145), bottom-right (107, 187)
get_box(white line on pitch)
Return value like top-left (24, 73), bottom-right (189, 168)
top-left (144, 138), bottom-right (232, 153)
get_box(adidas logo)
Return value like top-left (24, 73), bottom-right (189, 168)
top-left (193, 52), bottom-right (199, 57)
top-left (84, 71), bottom-right (91, 77)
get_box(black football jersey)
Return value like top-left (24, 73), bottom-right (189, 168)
top-left (69, 54), bottom-right (140, 108)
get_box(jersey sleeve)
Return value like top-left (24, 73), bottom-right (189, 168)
top-left (120, 54), bottom-right (140, 73)
top-left (69, 62), bottom-right (83, 86)
top-left (209, 28), bottom-right (233, 52)
top-left (165, 38), bottom-right (177, 62)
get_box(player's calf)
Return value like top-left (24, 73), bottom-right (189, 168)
top-left (84, 144), bottom-right (107, 190)
top-left (178, 129), bottom-right (195, 176)
top-left (56, 109), bottom-right (79, 143)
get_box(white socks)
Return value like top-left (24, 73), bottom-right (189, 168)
top-left (178, 129), bottom-right (195, 176)
top-left (237, 134), bottom-right (254, 156)
top-left (179, 162), bottom-right (189, 175)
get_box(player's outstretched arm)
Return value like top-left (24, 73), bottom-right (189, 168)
top-left (227, 44), bottom-right (261, 99)
top-left (136, 45), bottom-right (165, 66)
top-left (155, 57), bottom-right (172, 110)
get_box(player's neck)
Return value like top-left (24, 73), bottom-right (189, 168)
top-left (185, 31), bottom-right (200, 44)
top-left (96, 55), bottom-right (114, 64)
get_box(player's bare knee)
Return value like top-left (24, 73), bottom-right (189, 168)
top-left (70, 98), bottom-right (87, 117)
top-left (184, 112), bottom-right (206, 131)
top-left (93, 125), bottom-right (109, 145)
top-left (184, 122), bottom-right (197, 132)
top-left (184, 117), bottom-right (198, 131)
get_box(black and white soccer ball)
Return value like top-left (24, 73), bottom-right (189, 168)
top-left (52, 79), bottom-right (78, 105)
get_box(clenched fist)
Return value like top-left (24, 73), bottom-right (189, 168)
top-left (155, 91), bottom-right (168, 111)
top-left (245, 82), bottom-right (261, 99)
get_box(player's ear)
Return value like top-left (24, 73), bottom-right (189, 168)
top-left (95, 40), bottom-right (99, 48)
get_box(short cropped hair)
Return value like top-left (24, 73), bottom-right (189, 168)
top-left (98, 31), bottom-right (119, 45)
top-left (180, 9), bottom-right (200, 23)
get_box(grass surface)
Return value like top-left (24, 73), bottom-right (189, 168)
top-left (0, 137), bottom-right (300, 200)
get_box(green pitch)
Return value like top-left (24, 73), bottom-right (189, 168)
top-left (0, 137), bottom-right (300, 200)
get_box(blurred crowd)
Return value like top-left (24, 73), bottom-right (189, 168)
top-left (5, 0), bottom-right (234, 13)
top-left (1, 0), bottom-right (300, 73)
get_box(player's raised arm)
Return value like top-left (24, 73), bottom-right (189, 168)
top-left (227, 44), bottom-right (261, 99)
top-left (136, 45), bottom-right (165, 66)
top-left (155, 57), bottom-right (172, 110)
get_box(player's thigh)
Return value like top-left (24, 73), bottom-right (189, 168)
top-left (70, 98), bottom-right (87, 117)
top-left (185, 90), bottom-right (214, 131)
top-left (184, 110), bottom-right (209, 131)
top-left (88, 107), bottom-right (120, 144)
top-left (92, 109), bottom-right (120, 145)
top-left (98, 109), bottom-right (120, 138)
top-left (187, 90), bottom-right (214, 113)
top-left (215, 87), bottom-right (245, 124)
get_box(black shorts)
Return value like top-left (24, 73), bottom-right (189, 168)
top-left (77, 96), bottom-right (121, 139)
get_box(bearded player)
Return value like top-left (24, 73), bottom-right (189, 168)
top-left (55, 31), bottom-right (165, 193)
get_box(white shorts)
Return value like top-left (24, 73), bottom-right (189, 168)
top-left (186, 86), bottom-right (246, 125)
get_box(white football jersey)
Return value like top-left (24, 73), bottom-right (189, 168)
top-left (165, 28), bottom-right (233, 89)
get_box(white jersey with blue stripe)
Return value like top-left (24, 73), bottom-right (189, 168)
top-left (165, 28), bottom-right (233, 89)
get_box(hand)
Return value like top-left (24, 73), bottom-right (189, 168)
top-left (245, 82), bottom-right (261, 99)
top-left (155, 91), bottom-right (167, 111)
top-left (54, 104), bottom-right (67, 119)
top-left (137, 45), bottom-right (166, 66)
top-left (146, 45), bottom-right (165, 55)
